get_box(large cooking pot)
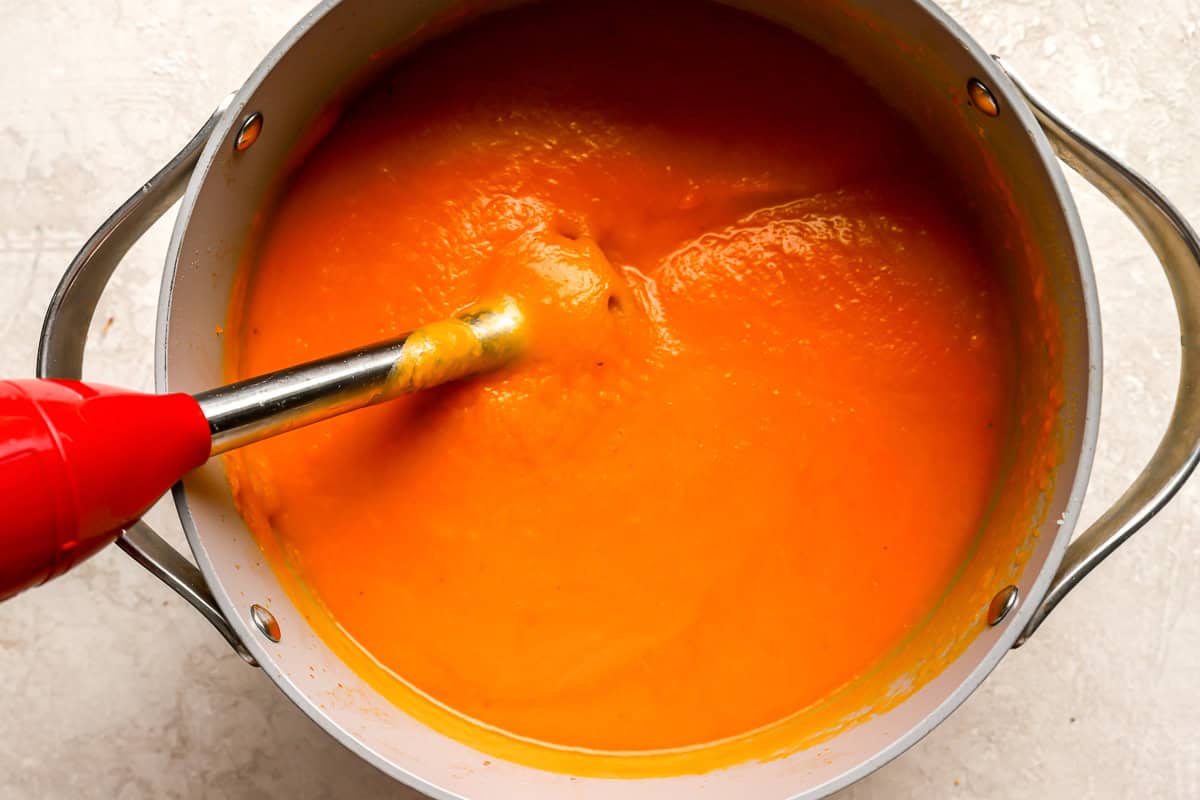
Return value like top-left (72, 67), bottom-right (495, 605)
top-left (36, 1), bottom-right (1200, 797)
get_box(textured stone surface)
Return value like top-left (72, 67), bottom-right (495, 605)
top-left (0, 1), bottom-right (1197, 797)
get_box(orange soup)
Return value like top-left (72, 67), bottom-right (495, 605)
top-left (226, 0), bottom-right (1016, 765)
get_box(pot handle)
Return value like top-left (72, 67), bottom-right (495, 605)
top-left (37, 95), bottom-right (256, 665)
top-left (998, 62), bottom-right (1200, 646)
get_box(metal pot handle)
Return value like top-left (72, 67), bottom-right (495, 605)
top-left (998, 62), bottom-right (1200, 646)
top-left (36, 95), bottom-right (255, 665)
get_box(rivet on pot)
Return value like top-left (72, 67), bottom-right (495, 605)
top-left (250, 603), bottom-right (281, 642)
top-left (234, 111), bottom-right (264, 152)
top-left (967, 78), bottom-right (1000, 117)
top-left (987, 585), bottom-right (1019, 627)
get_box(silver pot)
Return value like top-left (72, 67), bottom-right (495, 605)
top-left (37, 1), bottom-right (1200, 797)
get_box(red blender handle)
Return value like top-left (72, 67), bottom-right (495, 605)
top-left (0, 379), bottom-right (211, 601)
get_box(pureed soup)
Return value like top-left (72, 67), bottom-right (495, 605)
top-left (225, 0), bottom-right (1017, 775)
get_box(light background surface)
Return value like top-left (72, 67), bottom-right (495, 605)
top-left (0, 1), bottom-right (1197, 797)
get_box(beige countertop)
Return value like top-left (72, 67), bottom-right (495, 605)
top-left (1, 1), bottom-right (1197, 797)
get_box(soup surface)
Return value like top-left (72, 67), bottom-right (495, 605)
top-left (227, 0), bottom-right (1016, 758)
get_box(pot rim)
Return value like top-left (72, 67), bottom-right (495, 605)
top-left (157, 1), bottom-right (1102, 796)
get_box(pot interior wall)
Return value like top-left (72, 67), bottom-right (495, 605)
top-left (161, 1), bottom-right (1091, 797)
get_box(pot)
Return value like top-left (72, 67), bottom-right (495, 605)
top-left (36, 1), bottom-right (1200, 797)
